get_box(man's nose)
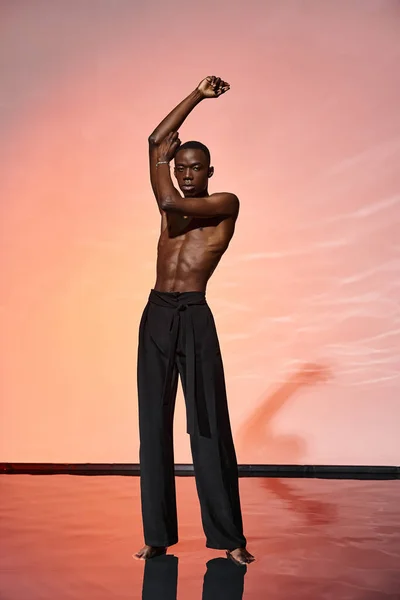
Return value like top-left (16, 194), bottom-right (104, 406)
top-left (184, 169), bottom-right (193, 180)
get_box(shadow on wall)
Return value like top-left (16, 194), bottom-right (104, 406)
top-left (141, 554), bottom-right (246, 600)
top-left (236, 362), bottom-right (332, 463)
top-left (237, 363), bottom-right (337, 525)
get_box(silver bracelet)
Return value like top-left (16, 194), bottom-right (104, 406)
top-left (156, 160), bottom-right (169, 168)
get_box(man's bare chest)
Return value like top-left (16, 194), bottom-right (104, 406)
top-left (166, 214), bottom-right (221, 238)
top-left (159, 217), bottom-right (229, 255)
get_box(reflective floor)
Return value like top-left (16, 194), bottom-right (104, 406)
top-left (0, 475), bottom-right (399, 599)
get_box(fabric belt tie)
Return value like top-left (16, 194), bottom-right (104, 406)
top-left (148, 289), bottom-right (211, 438)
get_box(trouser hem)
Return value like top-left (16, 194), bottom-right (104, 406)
top-left (145, 538), bottom-right (178, 548)
top-left (206, 540), bottom-right (247, 551)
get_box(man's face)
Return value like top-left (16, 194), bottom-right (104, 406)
top-left (174, 148), bottom-right (213, 197)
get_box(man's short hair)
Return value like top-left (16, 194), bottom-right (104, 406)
top-left (175, 141), bottom-right (211, 165)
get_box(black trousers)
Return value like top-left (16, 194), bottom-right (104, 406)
top-left (137, 289), bottom-right (246, 550)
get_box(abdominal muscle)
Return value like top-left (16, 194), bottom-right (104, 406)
top-left (154, 215), bottom-right (235, 293)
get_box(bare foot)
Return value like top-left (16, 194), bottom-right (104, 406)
top-left (226, 547), bottom-right (255, 566)
top-left (133, 545), bottom-right (167, 560)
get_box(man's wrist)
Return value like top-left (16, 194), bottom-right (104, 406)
top-left (156, 159), bottom-right (170, 167)
top-left (193, 88), bottom-right (205, 102)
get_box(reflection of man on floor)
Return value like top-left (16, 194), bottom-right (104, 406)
top-left (134, 77), bottom-right (254, 566)
top-left (141, 555), bottom-right (247, 600)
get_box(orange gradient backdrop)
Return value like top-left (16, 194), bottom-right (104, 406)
top-left (1, 0), bottom-right (399, 465)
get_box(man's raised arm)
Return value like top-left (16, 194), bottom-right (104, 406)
top-left (148, 77), bottom-right (229, 205)
top-left (148, 76), bottom-right (229, 144)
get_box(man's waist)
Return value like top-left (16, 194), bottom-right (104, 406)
top-left (148, 288), bottom-right (207, 309)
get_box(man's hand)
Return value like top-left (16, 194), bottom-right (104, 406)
top-left (197, 76), bottom-right (230, 99)
top-left (157, 131), bottom-right (182, 162)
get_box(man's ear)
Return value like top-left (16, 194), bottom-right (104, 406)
top-left (208, 166), bottom-right (214, 178)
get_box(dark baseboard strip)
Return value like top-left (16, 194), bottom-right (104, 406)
top-left (0, 463), bottom-right (399, 479)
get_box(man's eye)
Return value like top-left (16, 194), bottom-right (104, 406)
top-left (177, 167), bottom-right (184, 172)
top-left (193, 166), bottom-right (200, 171)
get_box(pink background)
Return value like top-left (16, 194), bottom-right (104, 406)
top-left (1, 0), bottom-right (399, 465)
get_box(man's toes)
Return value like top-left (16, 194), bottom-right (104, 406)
top-left (246, 552), bottom-right (255, 562)
top-left (227, 548), bottom-right (255, 566)
top-left (132, 546), bottom-right (148, 560)
top-left (244, 553), bottom-right (255, 564)
top-left (133, 545), bottom-right (167, 561)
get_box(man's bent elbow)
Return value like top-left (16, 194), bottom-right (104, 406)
top-left (148, 134), bottom-right (160, 146)
top-left (160, 196), bottom-right (174, 212)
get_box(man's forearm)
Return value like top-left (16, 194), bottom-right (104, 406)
top-left (149, 89), bottom-right (203, 144)
top-left (155, 163), bottom-right (181, 210)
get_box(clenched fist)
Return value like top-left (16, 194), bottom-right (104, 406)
top-left (157, 131), bottom-right (181, 162)
top-left (197, 76), bottom-right (230, 99)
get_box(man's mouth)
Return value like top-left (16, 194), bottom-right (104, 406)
top-left (182, 184), bottom-right (195, 190)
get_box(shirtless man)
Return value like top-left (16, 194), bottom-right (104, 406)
top-left (134, 76), bottom-right (254, 566)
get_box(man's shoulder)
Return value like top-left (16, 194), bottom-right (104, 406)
top-left (210, 191), bottom-right (240, 208)
top-left (207, 192), bottom-right (239, 219)
top-left (210, 191), bottom-right (238, 200)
